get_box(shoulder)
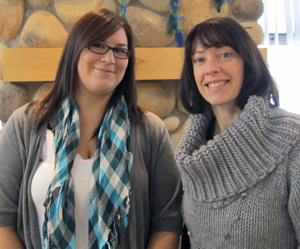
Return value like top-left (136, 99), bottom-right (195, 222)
top-left (142, 111), bottom-right (165, 127)
top-left (250, 95), bottom-right (300, 122)
top-left (5, 103), bottom-right (33, 129)
top-left (247, 96), bottom-right (300, 134)
top-left (287, 139), bottom-right (300, 196)
top-left (270, 106), bottom-right (300, 139)
top-left (1, 102), bottom-right (46, 141)
top-left (287, 137), bottom-right (300, 165)
top-left (277, 107), bottom-right (300, 125)
top-left (137, 111), bottom-right (167, 134)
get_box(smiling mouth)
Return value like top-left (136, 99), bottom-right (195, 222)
top-left (94, 67), bottom-right (114, 73)
top-left (206, 80), bottom-right (229, 88)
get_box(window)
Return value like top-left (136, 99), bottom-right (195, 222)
top-left (258, 0), bottom-right (300, 115)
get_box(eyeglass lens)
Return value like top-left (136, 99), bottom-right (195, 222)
top-left (88, 43), bottom-right (129, 59)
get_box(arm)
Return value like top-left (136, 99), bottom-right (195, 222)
top-left (145, 113), bottom-right (183, 243)
top-left (0, 108), bottom-right (27, 246)
top-left (287, 139), bottom-right (300, 244)
top-left (0, 226), bottom-right (25, 249)
top-left (146, 232), bottom-right (180, 249)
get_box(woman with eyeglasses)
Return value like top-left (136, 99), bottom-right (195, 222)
top-left (0, 8), bottom-right (182, 249)
top-left (176, 17), bottom-right (300, 248)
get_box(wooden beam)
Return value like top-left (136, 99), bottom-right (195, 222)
top-left (3, 47), bottom-right (184, 82)
top-left (3, 48), bottom-right (63, 82)
top-left (3, 47), bottom-right (267, 82)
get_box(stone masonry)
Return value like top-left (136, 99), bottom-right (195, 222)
top-left (0, 0), bottom-right (264, 148)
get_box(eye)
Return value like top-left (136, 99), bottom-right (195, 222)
top-left (91, 42), bottom-right (106, 49)
top-left (114, 47), bottom-right (128, 54)
top-left (220, 52), bottom-right (232, 58)
top-left (193, 57), bottom-right (205, 64)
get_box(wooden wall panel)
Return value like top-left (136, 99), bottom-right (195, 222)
top-left (3, 47), bottom-right (266, 82)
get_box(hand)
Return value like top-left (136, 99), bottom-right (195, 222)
top-left (0, 226), bottom-right (25, 249)
top-left (146, 232), bottom-right (180, 249)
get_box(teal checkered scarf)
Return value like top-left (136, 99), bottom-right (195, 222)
top-left (42, 96), bottom-right (133, 249)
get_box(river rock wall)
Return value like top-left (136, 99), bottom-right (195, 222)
top-left (0, 0), bottom-right (264, 148)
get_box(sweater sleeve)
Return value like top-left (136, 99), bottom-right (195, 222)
top-left (0, 107), bottom-right (28, 226)
top-left (144, 112), bottom-right (183, 234)
top-left (287, 139), bottom-right (300, 245)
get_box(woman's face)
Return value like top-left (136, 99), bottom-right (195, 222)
top-left (76, 28), bottom-right (129, 99)
top-left (192, 43), bottom-right (244, 110)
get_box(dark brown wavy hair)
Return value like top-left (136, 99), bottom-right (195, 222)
top-left (178, 17), bottom-right (279, 113)
top-left (30, 8), bottom-right (142, 126)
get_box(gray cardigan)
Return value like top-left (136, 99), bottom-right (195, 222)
top-left (0, 104), bottom-right (182, 249)
top-left (176, 96), bottom-right (300, 249)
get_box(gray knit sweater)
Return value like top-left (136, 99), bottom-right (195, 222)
top-left (176, 96), bottom-right (300, 249)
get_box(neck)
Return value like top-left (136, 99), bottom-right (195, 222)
top-left (212, 104), bottom-right (242, 135)
top-left (75, 88), bottom-right (112, 117)
top-left (75, 91), bottom-right (113, 136)
top-left (74, 92), bottom-right (113, 159)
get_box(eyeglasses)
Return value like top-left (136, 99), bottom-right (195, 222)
top-left (86, 42), bottom-right (130, 59)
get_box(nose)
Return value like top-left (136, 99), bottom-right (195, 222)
top-left (101, 48), bottom-right (115, 63)
top-left (205, 58), bottom-right (221, 75)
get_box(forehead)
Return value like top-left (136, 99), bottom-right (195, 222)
top-left (191, 42), bottom-right (220, 56)
top-left (191, 38), bottom-right (220, 53)
top-left (190, 30), bottom-right (235, 52)
top-left (192, 41), bottom-right (205, 53)
top-left (191, 38), bottom-right (237, 53)
top-left (103, 28), bottom-right (127, 42)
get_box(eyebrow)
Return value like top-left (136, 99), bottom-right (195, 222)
top-left (96, 41), bottom-right (128, 47)
top-left (114, 43), bottom-right (128, 47)
top-left (192, 50), bottom-right (205, 56)
top-left (107, 42), bottom-right (128, 48)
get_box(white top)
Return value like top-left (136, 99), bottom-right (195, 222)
top-left (31, 129), bottom-right (93, 248)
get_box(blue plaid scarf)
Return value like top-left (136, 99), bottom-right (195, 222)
top-left (42, 96), bottom-right (133, 249)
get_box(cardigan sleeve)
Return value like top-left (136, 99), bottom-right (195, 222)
top-left (0, 107), bottom-right (28, 226)
top-left (287, 139), bottom-right (300, 245)
top-left (144, 112), bottom-right (183, 234)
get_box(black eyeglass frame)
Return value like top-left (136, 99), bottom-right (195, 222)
top-left (86, 42), bottom-right (130, 60)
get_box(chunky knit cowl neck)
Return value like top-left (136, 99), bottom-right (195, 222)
top-left (175, 95), bottom-right (300, 203)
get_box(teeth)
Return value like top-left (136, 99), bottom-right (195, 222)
top-left (207, 81), bottom-right (228, 88)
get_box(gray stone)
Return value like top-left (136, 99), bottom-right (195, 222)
top-left (0, 83), bottom-right (30, 122)
top-left (116, 0), bottom-right (130, 4)
top-left (241, 22), bottom-right (264, 45)
top-left (100, 0), bottom-right (116, 12)
top-left (127, 6), bottom-right (174, 47)
top-left (171, 118), bottom-right (189, 149)
top-left (27, 0), bottom-right (52, 7)
top-left (54, 0), bottom-right (104, 24)
top-left (180, 0), bottom-right (228, 36)
top-left (20, 10), bottom-right (69, 48)
top-left (138, 0), bottom-right (170, 13)
top-left (137, 81), bottom-right (175, 118)
top-left (176, 97), bottom-right (189, 114)
top-left (163, 116), bottom-right (180, 132)
top-left (231, 0), bottom-right (264, 21)
top-left (33, 82), bottom-right (53, 100)
top-left (0, 0), bottom-right (24, 41)
top-left (0, 43), bottom-right (6, 80)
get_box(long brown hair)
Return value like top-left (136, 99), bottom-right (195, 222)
top-left (30, 8), bottom-right (142, 126)
top-left (179, 17), bottom-right (279, 114)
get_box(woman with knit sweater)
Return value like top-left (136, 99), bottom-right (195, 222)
top-left (175, 17), bottom-right (300, 248)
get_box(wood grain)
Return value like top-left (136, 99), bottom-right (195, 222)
top-left (3, 47), bottom-right (266, 82)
